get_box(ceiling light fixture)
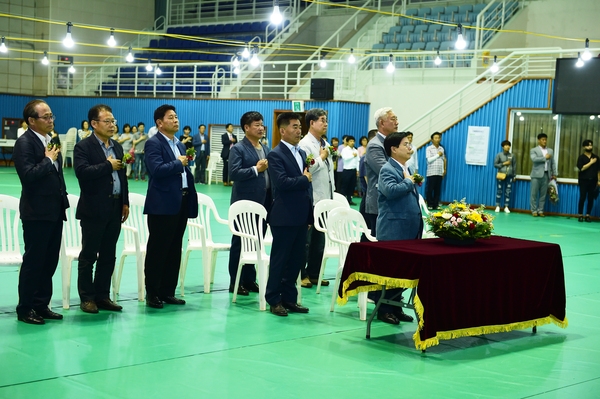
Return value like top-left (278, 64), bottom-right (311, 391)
top-left (126, 46), bottom-right (134, 62)
top-left (582, 38), bottom-right (592, 61)
top-left (348, 48), bottom-right (356, 64)
top-left (63, 22), bottom-right (74, 48)
top-left (42, 51), bottom-right (49, 65)
top-left (107, 28), bottom-right (117, 47)
top-left (455, 24), bottom-right (466, 50)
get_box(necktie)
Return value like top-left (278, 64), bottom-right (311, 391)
top-left (320, 138), bottom-right (330, 166)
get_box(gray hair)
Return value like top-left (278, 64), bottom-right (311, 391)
top-left (374, 107), bottom-right (393, 128)
top-left (305, 108), bottom-right (327, 126)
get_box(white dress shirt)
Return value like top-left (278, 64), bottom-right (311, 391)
top-left (299, 133), bottom-right (335, 202)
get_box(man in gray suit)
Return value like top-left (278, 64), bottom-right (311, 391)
top-left (529, 133), bottom-right (557, 217)
top-left (364, 107), bottom-right (398, 234)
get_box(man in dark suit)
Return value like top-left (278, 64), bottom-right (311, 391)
top-left (143, 104), bottom-right (198, 309)
top-left (221, 123), bottom-right (237, 186)
top-left (74, 104), bottom-right (129, 314)
top-left (193, 124), bottom-right (209, 184)
top-left (265, 112), bottom-right (313, 317)
top-left (228, 111), bottom-right (271, 296)
top-left (13, 99), bottom-right (68, 325)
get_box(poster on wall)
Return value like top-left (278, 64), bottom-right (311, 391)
top-left (465, 126), bottom-right (490, 166)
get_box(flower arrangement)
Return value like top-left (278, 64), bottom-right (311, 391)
top-left (412, 173), bottom-right (423, 186)
top-left (186, 147), bottom-right (196, 161)
top-left (305, 154), bottom-right (315, 166)
top-left (426, 199), bottom-right (494, 240)
top-left (329, 146), bottom-right (338, 157)
top-left (122, 153), bottom-right (134, 164)
top-left (47, 142), bottom-right (61, 150)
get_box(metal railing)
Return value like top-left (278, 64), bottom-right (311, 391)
top-left (401, 47), bottom-right (580, 149)
top-left (49, 47), bottom-right (579, 100)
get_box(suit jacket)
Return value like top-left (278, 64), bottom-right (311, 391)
top-left (12, 129), bottom-right (68, 221)
top-left (376, 159), bottom-right (423, 241)
top-left (143, 132), bottom-right (198, 217)
top-left (73, 134), bottom-right (129, 220)
top-left (221, 132), bottom-right (235, 160)
top-left (229, 137), bottom-right (270, 206)
top-left (364, 133), bottom-right (388, 215)
top-left (192, 133), bottom-right (210, 153)
top-left (530, 146), bottom-right (557, 178)
top-left (267, 142), bottom-right (313, 227)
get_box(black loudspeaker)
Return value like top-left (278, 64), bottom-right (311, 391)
top-left (310, 78), bottom-right (334, 100)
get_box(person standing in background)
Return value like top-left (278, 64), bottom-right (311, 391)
top-left (78, 120), bottom-right (92, 140)
top-left (221, 123), bottom-right (237, 186)
top-left (494, 140), bottom-right (516, 213)
top-left (132, 122), bottom-right (147, 181)
top-left (404, 131), bottom-right (419, 175)
top-left (425, 132), bottom-right (446, 210)
top-left (529, 133), bottom-right (557, 217)
top-left (193, 124), bottom-right (209, 184)
top-left (576, 139), bottom-right (599, 222)
top-left (340, 135), bottom-right (359, 205)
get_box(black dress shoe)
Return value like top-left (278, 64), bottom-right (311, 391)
top-left (96, 298), bottom-right (123, 311)
top-left (17, 310), bottom-right (45, 325)
top-left (80, 301), bottom-right (99, 314)
top-left (309, 278), bottom-right (330, 286)
top-left (160, 296), bottom-right (186, 305)
top-left (35, 308), bottom-right (64, 320)
top-left (146, 296), bottom-right (164, 309)
top-left (229, 284), bottom-right (249, 296)
top-left (282, 302), bottom-right (309, 313)
top-left (377, 312), bottom-right (400, 325)
top-left (243, 281), bottom-right (260, 293)
top-left (393, 309), bottom-right (414, 322)
top-left (270, 303), bottom-right (288, 317)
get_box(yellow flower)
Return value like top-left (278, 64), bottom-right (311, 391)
top-left (467, 213), bottom-right (483, 223)
top-left (433, 212), bottom-right (443, 217)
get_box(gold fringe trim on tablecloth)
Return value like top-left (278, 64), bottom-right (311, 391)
top-left (337, 272), bottom-right (419, 306)
top-left (412, 291), bottom-right (568, 350)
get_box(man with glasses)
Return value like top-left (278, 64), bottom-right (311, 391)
top-left (13, 100), bottom-right (69, 325)
top-left (299, 108), bottom-right (334, 288)
top-left (143, 105), bottom-right (198, 309)
top-left (73, 104), bottom-right (129, 314)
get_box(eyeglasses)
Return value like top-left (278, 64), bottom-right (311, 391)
top-left (94, 119), bottom-right (117, 125)
top-left (318, 118), bottom-right (328, 123)
top-left (35, 114), bottom-right (55, 121)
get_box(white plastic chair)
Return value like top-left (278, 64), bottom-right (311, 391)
top-left (327, 207), bottom-right (377, 320)
top-left (112, 193), bottom-right (146, 302)
top-left (206, 151), bottom-right (221, 185)
top-left (313, 199), bottom-right (348, 294)
top-left (179, 193), bottom-right (231, 295)
top-left (418, 194), bottom-right (436, 239)
top-left (61, 127), bottom-right (77, 168)
top-left (333, 192), bottom-right (348, 206)
top-left (228, 200), bottom-right (270, 311)
top-left (0, 194), bottom-right (22, 268)
top-left (59, 194), bottom-right (82, 309)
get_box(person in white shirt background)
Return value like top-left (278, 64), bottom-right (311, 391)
top-left (340, 135), bottom-right (359, 205)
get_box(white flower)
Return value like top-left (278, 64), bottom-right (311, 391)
top-left (442, 213), bottom-right (452, 220)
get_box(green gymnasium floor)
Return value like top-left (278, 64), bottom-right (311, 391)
top-left (1, 167), bottom-right (599, 399)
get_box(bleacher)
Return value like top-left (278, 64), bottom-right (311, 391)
top-left (98, 20), bottom-right (289, 96)
top-left (369, 2), bottom-right (520, 69)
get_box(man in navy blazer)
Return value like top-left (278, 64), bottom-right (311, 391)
top-left (143, 105), bottom-right (198, 309)
top-left (13, 100), bottom-right (68, 325)
top-left (192, 124), bottom-right (209, 184)
top-left (74, 104), bottom-right (129, 314)
top-left (265, 112), bottom-right (313, 317)
top-left (227, 111), bottom-right (271, 295)
top-left (372, 132), bottom-right (419, 326)
top-left (376, 132), bottom-right (423, 241)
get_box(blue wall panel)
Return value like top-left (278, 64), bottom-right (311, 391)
top-left (0, 94), bottom-right (368, 145)
top-left (411, 79), bottom-right (589, 215)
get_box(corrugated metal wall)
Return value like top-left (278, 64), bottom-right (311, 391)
top-left (0, 94), bottom-right (369, 145)
top-left (412, 79), bottom-right (587, 216)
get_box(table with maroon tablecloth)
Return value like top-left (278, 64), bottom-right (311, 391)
top-left (338, 236), bottom-right (568, 350)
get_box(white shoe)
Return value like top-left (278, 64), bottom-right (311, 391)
top-left (494, 206), bottom-right (500, 213)
top-left (504, 207), bottom-right (510, 214)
